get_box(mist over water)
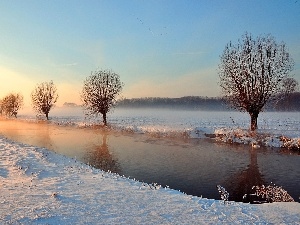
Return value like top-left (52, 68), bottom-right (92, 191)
top-left (18, 106), bottom-right (300, 144)
top-left (20, 106), bottom-right (84, 118)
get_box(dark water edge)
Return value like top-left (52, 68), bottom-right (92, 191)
top-left (0, 119), bottom-right (299, 202)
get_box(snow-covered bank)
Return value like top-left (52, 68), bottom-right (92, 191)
top-left (1, 137), bottom-right (299, 224)
top-left (213, 127), bottom-right (300, 151)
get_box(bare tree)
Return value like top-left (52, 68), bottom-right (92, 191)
top-left (1, 93), bottom-right (23, 117)
top-left (219, 33), bottom-right (294, 130)
top-left (81, 69), bottom-right (123, 126)
top-left (282, 77), bottom-right (299, 96)
top-left (276, 77), bottom-right (299, 110)
top-left (31, 81), bottom-right (58, 120)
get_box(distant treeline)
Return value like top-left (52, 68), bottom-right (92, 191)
top-left (64, 93), bottom-right (300, 111)
top-left (272, 92), bottom-right (300, 111)
top-left (115, 93), bottom-right (300, 111)
top-left (116, 96), bottom-right (229, 111)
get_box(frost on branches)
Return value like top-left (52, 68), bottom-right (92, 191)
top-left (217, 185), bottom-right (229, 204)
top-left (218, 183), bottom-right (294, 204)
top-left (81, 69), bottom-right (123, 126)
top-left (219, 32), bottom-right (295, 131)
top-left (252, 184), bottom-right (295, 203)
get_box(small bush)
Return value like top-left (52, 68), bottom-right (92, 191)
top-left (217, 185), bottom-right (229, 204)
top-left (252, 184), bottom-right (294, 203)
top-left (280, 136), bottom-right (300, 151)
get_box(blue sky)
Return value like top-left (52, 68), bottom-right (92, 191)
top-left (0, 0), bottom-right (299, 106)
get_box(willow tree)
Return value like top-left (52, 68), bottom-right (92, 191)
top-left (31, 81), bottom-right (58, 120)
top-left (81, 69), bottom-right (123, 126)
top-left (219, 33), bottom-right (294, 130)
top-left (1, 93), bottom-right (23, 117)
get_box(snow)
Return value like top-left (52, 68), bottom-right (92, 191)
top-left (1, 136), bottom-right (299, 224)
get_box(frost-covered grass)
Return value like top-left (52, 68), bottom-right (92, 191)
top-left (19, 108), bottom-right (300, 151)
top-left (1, 136), bottom-right (300, 224)
top-left (252, 184), bottom-right (295, 203)
top-left (214, 128), bottom-right (300, 151)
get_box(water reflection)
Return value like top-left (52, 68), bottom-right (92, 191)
top-left (0, 119), bottom-right (299, 202)
top-left (83, 132), bottom-right (121, 174)
top-left (0, 119), bottom-right (55, 151)
top-left (225, 148), bottom-right (265, 202)
top-left (34, 121), bottom-right (55, 150)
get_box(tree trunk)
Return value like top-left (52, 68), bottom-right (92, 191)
top-left (103, 112), bottom-right (107, 126)
top-left (249, 111), bottom-right (258, 131)
top-left (46, 112), bottom-right (49, 120)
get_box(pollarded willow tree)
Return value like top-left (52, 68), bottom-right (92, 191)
top-left (81, 69), bottom-right (124, 126)
top-left (1, 93), bottom-right (23, 117)
top-left (31, 81), bottom-right (59, 120)
top-left (219, 33), bottom-right (294, 131)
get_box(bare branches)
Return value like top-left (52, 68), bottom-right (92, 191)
top-left (81, 69), bottom-right (123, 125)
top-left (219, 33), bottom-right (294, 130)
top-left (282, 77), bottom-right (299, 96)
top-left (0, 93), bottom-right (23, 118)
top-left (31, 81), bottom-right (58, 120)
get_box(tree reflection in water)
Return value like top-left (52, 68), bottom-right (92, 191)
top-left (225, 148), bottom-right (265, 202)
top-left (84, 132), bottom-right (121, 174)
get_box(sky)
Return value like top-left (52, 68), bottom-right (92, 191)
top-left (0, 0), bottom-right (299, 107)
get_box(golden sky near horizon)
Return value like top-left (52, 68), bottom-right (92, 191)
top-left (1, 1), bottom-right (299, 107)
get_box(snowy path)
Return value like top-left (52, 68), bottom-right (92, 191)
top-left (0, 137), bottom-right (299, 224)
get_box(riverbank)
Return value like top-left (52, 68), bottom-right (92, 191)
top-left (1, 136), bottom-right (299, 224)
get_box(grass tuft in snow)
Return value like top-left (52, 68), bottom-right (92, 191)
top-left (216, 185), bottom-right (230, 204)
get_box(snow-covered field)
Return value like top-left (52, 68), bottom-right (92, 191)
top-left (20, 107), bottom-right (300, 150)
top-left (1, 136), bottom-right (300, 224)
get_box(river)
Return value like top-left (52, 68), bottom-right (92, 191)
top-left (0, 118), bottom-right (299, 202)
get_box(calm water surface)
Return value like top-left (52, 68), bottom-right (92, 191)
top-left (0, 119), bottom-right (299, 202)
